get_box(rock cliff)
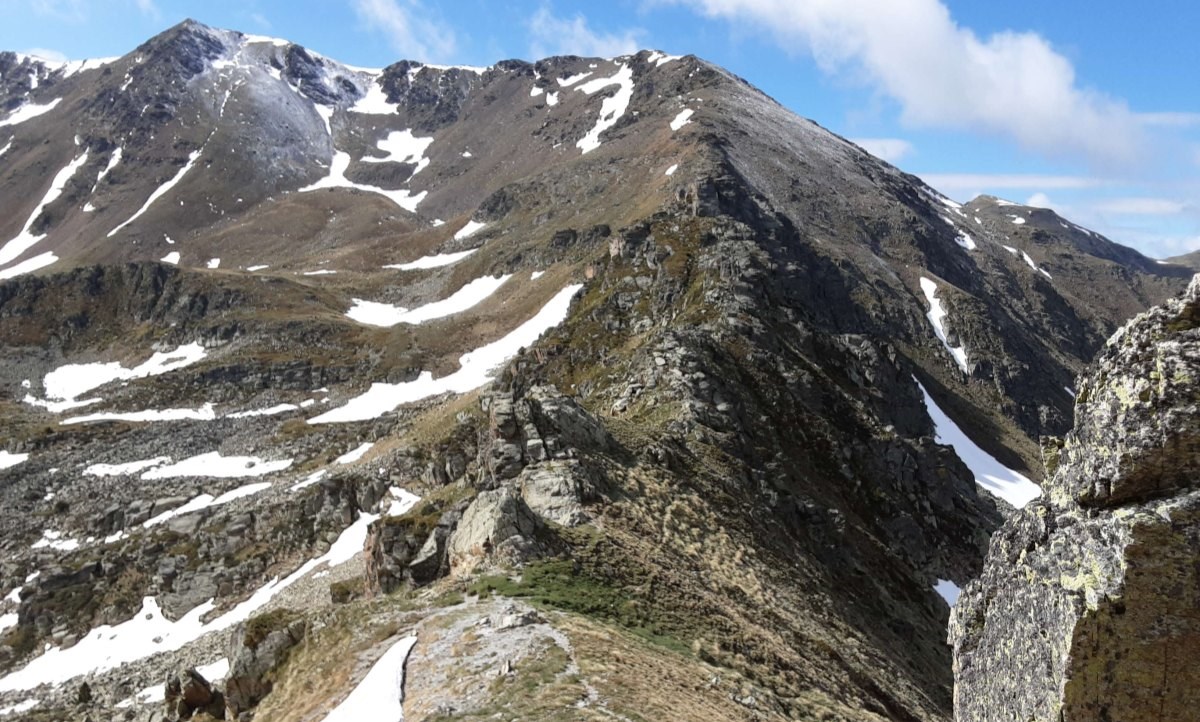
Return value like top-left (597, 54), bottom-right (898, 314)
top-left (950, 274), bottom-right (1200, 721)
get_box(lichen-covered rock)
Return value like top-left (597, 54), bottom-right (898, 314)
top-left (448, 487), bottom-right (542, 573)
top-left (223, 611), bottom-right (306, 719)
top-left (951, 275), bottom-right (1200, 722)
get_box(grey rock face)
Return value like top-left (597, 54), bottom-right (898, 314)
top-left (951, 274), bottom-right (1200, 722)
top-left (448, 487), bottom-right (542, 573)
top-left (224, 612), bottom-right (306, 719)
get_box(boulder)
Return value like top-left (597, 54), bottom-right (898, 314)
top-left (224, 611), bottom-right (306, 719)
top-left (448, 487), bottom-right (542, 573)
top-left (951, 275), bottom-right (1200, 722)
top-left (517, 460), bottom-right (592, 527)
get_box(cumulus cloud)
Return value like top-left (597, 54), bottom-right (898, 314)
top-left (849, 138), bottom-right (913, 163)
top-left (22, 47), bottom-right (69, 63)
top-left (352, 0), bottom-right (456, 62)
top-left (528, 6), bottom-right (643, 59)
top-left (672, 0), bottom-right (1144, 167)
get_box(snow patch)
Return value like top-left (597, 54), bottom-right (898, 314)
top-left (454, 220), bottom-right (486, 240)
top-left (161, 251), bottom-right (180, 264)
top-left (1009, 215), bottom-right (1027, 225)
top-left (0, 451), bottom-right (29, 471)
top-left (289, 469), bottom-right (327, 492)
top-left (227, 403), bottom-right (299, 419)
top-left (349, 79), bottom-right (399, 115)
top-left (347, 274), bottom-right (510, 327)
top-left (63, 403), bottom-right (217, 425)
top-left (299, 151), bottom-right (426, 212)
top-left (915, 377), bottom-right (1041, 508)
top-left (0, 150), bottom-right (89, 267)
top-left (0, 98), bottom-right (62, 128)
top-left (31, 530), bottom-right (80, 552)
top-left (665, 164), bottom-right (678, 176)
top-left (0, 508), bottom-right (388, 692)
top-left (311, 284), bottom-right (583, 423)
top-left (360, 129), bottom-right (434, 176)
top-left (84, 457), bottom-right (171, 477)
top-left (575, 65), bottom-right (634, 154)
top-left (246, 264), bottom-right (269, 272)
top-left (384, 249), bottom-right (476, 271)
top-left (143, 482), bottom-right (273, 528)
top-left (557, 71), bottom-right (592, 87)
top-left (318, 635), bottom-right (418, 722)
top-left (0, 252), bottom-right (57, 280)
top-left (108, 148), bottom-right (204, 237)
top-left (34, 343), bottom-right (207, 411)
top-left (207, 258), bottom-right (221, 269)
top-left (336, 443), bottom-right (374, 465)
top-left (670, 108), bottom-right (694, 131)
top-left (918, 277), bottom-right (969, 374)
top-left (141, 452), bottom-right (293, 480)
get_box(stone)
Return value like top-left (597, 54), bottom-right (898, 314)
top-left (448, 487), bottom-right (542, 573)
top-left (224, 612), bottom-right (306, 719)
top-left (951, 275), bottom-right (1200, 722)
top-left (517, 461), bottom-right (591, 527)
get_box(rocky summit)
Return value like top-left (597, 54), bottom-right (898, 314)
top-left (0, 19), bottom-right (1193, 722)
top-left (950, 275), bottom-right (1200, 722)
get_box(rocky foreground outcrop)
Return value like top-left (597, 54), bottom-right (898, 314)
top-left (950, 274), bottom-right (1200, 721)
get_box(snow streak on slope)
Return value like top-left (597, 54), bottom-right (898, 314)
top-left (384, 249), bottom-right (477, 271)
top-left (349, 77), bottom-right (399, 114)
top-left (575, 65), bottom-right (634, 154)
top-left (0, 252), bottom-right (58, 280)
top-left (108, 148), bottom-right (205, 237)
top-left (31, 343), bottom-right (208, 410)
top-left (914, 377), bottom-right (1041, 508)
top-left (454, 220), bottom-right (486, 240)
top-left (311, 284), bottom-right (583, 423)
top-left (0, 151), bottom-right (89, 267)
top-left (919, 277), bottom-right (969, 374)
top-left (670, 108), bottom-right (694, 131)
top-left (360, 130), bottom-right (434, 175)
top-left (0, 98), bottom-right (62, 128)
top-left (141, 452), bottom-right (293, 480)
top-left (0, 452), bottom-right (29, 471)
top-left (63, 404), bottom-right (217, 425)
top-left (346, 274), bottom-right (511, 327)
top-left (319, 636), bottom-right (418, 722)
top-left (335, 443), bottom-right (374, 465)
top-left (0, 503), bottom-right (400, 691)
top-left (299, 151), bottom-right (426, 212)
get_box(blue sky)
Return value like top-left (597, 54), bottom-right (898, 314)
top-left (3, 0), bottom-right (1197, 258)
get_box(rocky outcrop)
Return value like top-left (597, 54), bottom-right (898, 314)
top-left (164, 667), bottom-right (226, 720)
top-left (951, 275), bottom-right (1200, 722)
top-left (223, 610), bottom-right (306, 719)
top-left (448, 487), bottom-right (543, 573)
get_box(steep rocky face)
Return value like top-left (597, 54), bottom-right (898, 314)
top-left (950, 274), bottom-right (1200, 722)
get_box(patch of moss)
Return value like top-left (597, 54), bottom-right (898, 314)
top-left (243, 608), bottom-right (302, 650)
top-left (468, 557), bottom-right (691, 655)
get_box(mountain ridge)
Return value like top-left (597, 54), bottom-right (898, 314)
top-left (0, 19), bottom-right (1193, 721)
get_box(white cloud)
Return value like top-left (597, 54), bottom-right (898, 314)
top-left (672, 0), bottom-right (1144, 167)
top-left (1137, 112), bottom-right (1200, 128)
top-left (22, 47), bottom-right (69, 63)
top-left (849, 137), bottom-right (913, 163)
top-left (133, 0), bottom-right (158, 18)
top-left (1025, 192), bottom-right (1058, 211)
top-left (1092, 197), bottom-right (1188, 215)
top-left (528, 6), bottom-right (643, 59)
top-left (352, 0), bottom-right (456, 62)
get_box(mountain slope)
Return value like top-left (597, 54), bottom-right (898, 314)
top-left (0, 20), bottom-right (1192, 721)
